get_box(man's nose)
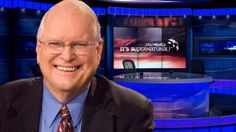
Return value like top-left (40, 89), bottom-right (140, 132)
top-left (60, 46), bottom-right (76, 61)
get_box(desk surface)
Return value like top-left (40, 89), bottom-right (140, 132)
top-left (113, 72), bottom-right (213, 83)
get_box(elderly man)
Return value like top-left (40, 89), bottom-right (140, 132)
top-left (0, 0), bottom-right (155, 132)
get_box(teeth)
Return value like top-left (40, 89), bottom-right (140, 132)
top-left (56, 66), bottom-right (78, 72)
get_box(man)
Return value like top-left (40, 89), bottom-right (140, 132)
top-left (0, 0), bottom-right (155, 132)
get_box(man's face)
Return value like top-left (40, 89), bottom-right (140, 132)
top-left (36, 11), bottom-right (103, 96)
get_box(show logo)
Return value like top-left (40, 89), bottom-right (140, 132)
top-left (119, 38), bottom-right (179, 53)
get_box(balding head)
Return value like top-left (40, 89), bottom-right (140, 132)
top-left (37, 0), bottom-right (101, 41)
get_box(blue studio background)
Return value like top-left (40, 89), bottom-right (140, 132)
top-left (1, 0), bottom-right (236, 131)
top-left (2, 5), bottom-right (236, 83)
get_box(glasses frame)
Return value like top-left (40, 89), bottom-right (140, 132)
top-left (38, 39), bottom-right (97, 54)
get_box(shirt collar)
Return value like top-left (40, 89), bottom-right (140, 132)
top-left (42, 82), bottom-right (90, 128)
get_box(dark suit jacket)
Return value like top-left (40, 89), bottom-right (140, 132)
top-left (0, 75), bottom-right (155, 132)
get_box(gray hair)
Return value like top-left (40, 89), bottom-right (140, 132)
top-left (37, 0), bottom-right (101, 41)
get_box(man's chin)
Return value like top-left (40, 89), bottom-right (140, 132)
top-left (56, 71), bottom-right (79, 79)
top-left (56, 80), bottom-right (76, 87)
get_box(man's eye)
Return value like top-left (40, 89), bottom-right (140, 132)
top-left (47, 42), bottom-right (62, 47)
top-left (74, 44), bottom-right (87, 47)
top-left (48, 42), bottom-right (59, 45)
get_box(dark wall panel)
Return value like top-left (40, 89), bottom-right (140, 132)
top-left (0, 9), bottom-right (10, 84)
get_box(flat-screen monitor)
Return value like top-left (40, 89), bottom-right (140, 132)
top-left (113, 27), bottom-right (187, 69)
top-left (198, 39), bottom-right (236, 56)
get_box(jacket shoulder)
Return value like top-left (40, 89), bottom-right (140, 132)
top-left (0, 77), bottom-right (41, 94)
top-left (96, 75), bottom-right (152, 112)
top-left (0, 77), bottom-right (42, 106)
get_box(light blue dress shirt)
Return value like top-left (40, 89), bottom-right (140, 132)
top-left (39, 83), bottom-right (89, 132)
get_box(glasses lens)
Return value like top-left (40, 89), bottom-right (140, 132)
top-left (41, 40), bottom-right (95, 54)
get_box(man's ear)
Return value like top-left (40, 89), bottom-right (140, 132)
top-left (95, 39), bottom-right (103, 67)
top-left (97, 39), bottom-right (103, 57)
top-left (36, 41), bottom-right (41, 64)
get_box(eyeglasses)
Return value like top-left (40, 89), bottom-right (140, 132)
top-left (38, 40), bottom-right (96, 54)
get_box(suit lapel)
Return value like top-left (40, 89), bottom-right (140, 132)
top-left (4, 78), bottom-right (43, 132)
top-left (82, 76), bottom-right (115, 132)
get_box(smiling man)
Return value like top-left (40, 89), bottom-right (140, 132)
top-left (0, 0), bottom-right (155, 132)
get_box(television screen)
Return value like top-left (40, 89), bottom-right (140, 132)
top-left (198, 39), bottom-right (236, 56)
top-left (113, 27), bottom-right (187, 69)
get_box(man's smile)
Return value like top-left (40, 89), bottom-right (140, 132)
top-left (55, 65), bottom-right (80, 72)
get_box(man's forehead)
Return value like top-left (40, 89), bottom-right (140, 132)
top-left (46, 5), bottom-right (92, 23)
top-left (40, 13), bottom-right (95, 41)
